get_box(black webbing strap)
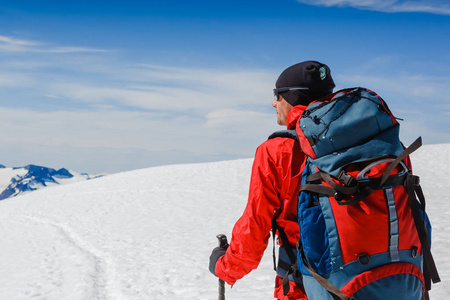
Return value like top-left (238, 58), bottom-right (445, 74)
top-left (273, 218), bottom-right (297, 264)
top-left (306, 171), bottom-right (358, 195)
top-left (282, 262), bottom-right (300, 296)
top-left (319, 171), bottom-right (359, 195)
top-left (272, 216), bottom-right (297, 271)
top-left (303, 137), bottom-right (422, 198)
top-left (335, 174), bottom-right (407, 206)
top-left (301, 172), bottom-right (407, 206)
top-left (278, 226), bottom-right (299, 297)
top-left (406, 174), bottom-right (440, 291)
top-left (300, 183), bottom-right (335, 195)
top-left (301, 171), bottom-right (355, 196)
top-left (272, 216), bottom-right (302, 296)
top-left (380, 137), bottom-right (422, 186)
top-left (306, 172), bottom-right (322, 181)
top-left (278, 259), bottom-right (293, 272)
top-left (299, 245), bottom-right (347, 300)
top-left (301, 137), bottom-right (422, 206)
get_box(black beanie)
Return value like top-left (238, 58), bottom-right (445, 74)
top-left (275, 61), bottom-right (335, 107)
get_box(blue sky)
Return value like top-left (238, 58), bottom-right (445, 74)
top-left (0, 0), bottom-right (449, 173)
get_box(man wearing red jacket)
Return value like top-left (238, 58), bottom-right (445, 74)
top-left (209, 61), bottom-right (335, 299)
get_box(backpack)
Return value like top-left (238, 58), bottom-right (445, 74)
top-left (271, 87), bottom-right (440, 300)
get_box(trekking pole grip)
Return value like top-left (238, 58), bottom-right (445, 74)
top-left (217, 234), bottom-right (228, 249)
top-left (216, 234), bottom-right (228, 300)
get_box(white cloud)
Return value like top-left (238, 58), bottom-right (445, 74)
top-left (1, 34), bottom-right (448, 174)
top-left (0, 105), bottom-right (277, 173)
top-left (0, 36), bottom-right (279, 173)
top-left (0, 35), bottom-right (38, 52)
top-left (336, 72), bottom-right (450, 105)
top-left (0, 72), bottom-right (35, 87)
top-left (205, 109), bottom-right (273, 129)
top-left (0, 35), bottom-right (275, 115)
top-left (0, 107), bottom-right (182, 151)
top-left (130, 64), bottom-right (274, 104)
top-left (296, 0), bottom-right (450, 14)
top-left (45, 46), bottom-right (110, 53)
top-left (0, 35), bottom-right (37, 46)
top-left (334, 69), bottom-right (450, 146)
top-left (43, 65), bottom-right (275, 114)
top-left (0, 34), bottom-right (109, 53)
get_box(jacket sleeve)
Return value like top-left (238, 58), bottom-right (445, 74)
top-left (215, 138), bottom-right (295, 285)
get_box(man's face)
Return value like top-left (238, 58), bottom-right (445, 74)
top-left (272, 95), bottom-right (293, 126)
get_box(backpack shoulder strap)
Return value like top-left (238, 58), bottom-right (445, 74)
top-left (268, 130), bottom-right (302, 295)
top-left (268, 130), bottom-right (299, 142)
top-left (268, 129), bottom-right (299, 260)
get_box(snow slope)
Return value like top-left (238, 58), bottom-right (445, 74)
top-left (0, 144), bottom-right (448, 299)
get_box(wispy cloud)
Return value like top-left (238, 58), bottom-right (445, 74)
top-left (0, 35), bottom-right (37, 46)
top-left (45, 46), bottom-right (110, 53)
top-left (0, 35), bottom-right (278, 172)
top-left (296, 0), bottom-right (450, 15)
top-left (43, 64), bottom-right (275, 114)
top-left (0, 35), bottom-right (38, 52)
top-left (335, 59), bottom-right (450, 145)
top-left (0, 72), bottom-right (35, 87)
top-left (0, 34), bottom-right (110, 53)
top-left (1, 33), bottom-right (448, 173)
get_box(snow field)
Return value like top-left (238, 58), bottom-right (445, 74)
top-left (0, 145), bottom-right (448, 299)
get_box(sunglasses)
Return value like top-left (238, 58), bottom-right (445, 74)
top-left (273, 86), bottom-right (309, 99)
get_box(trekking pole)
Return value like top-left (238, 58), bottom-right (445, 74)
top-left (216, 234), bottom-right (228, 300)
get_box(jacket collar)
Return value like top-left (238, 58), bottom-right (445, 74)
top-left (286, 105), bottom-right (307, 130)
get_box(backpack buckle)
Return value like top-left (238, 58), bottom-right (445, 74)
top-left (334, 191), bottom-right (346, 202)
top-left (405, 174), bottom-right (420, 187)
top-left (411, 246), bottom-right (418, 258)
top-left (358, 253), bottom-right (371, 265)
top-left (337, 170), bottom-right (357, 187)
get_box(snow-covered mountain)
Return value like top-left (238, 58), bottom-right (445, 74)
top-left (0, 144), bottom-right (448, 299)
top-left (0, 164), bottom-right (103, 201)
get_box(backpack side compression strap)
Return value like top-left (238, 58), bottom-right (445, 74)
top-left (380, 136), bottom-right (422, 186)
top-left (300, 137), bottom-right (424, 206)
top-left (299, 245), bottom-right (348, 300)
top-left (300, 171), bottom-right (407, 206)
top-left (406, 175), bottom-right (441, 291)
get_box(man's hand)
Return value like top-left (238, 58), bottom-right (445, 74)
top-left (209, 245), bottom-right (228, 276)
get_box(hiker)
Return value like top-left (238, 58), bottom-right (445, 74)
top-left (209, 61), bottom-right (335, 299)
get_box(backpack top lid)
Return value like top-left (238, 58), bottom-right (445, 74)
top-left (296, 87), bottom-right (405, 177)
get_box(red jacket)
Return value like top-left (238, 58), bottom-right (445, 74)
top-left (215, 105), bottom-right (308, 299)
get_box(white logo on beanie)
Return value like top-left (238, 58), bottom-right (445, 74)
top-left (319, 66), bottom-right (327, 80)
